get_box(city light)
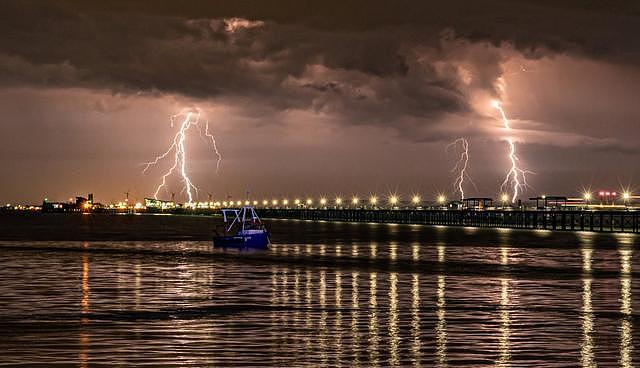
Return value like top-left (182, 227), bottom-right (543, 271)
top-left (31, 186), bottom-right (640, 215)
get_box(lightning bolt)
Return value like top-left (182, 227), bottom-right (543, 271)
top-left (204, 120), bottom-right (222, 173)
top-left (143, 108), bottom-right (222, 203)
top-left (492, 100), bottom-right (531, 203)
top-left (446, 137), bottom-right (475, 200)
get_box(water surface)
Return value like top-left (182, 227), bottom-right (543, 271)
top-left (0, 220), bottom-right (638, 367)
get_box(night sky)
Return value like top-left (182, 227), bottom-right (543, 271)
top-left (1, 0), bottom-right (640, 203)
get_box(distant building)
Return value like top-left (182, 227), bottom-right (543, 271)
top-left (144, 198), bottom-right (176, 210)
top-left (463, 197), bottom-right (493, 209)
top-left (41, 194), bottom-right (92, 213)
top-left (529, 196), bottom-right (568, 210)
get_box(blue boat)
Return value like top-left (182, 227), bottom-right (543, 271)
top-left (213, 206), bottom-right (271, 249)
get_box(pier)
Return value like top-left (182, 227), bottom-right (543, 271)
top-left (257, 208), bottom-right (640, 233)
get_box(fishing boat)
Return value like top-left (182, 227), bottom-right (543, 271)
top-left (213, 206), bottom-right (270, 249)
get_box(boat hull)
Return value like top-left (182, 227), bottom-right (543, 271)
top-left (213, 232), bottom-right (270, 249)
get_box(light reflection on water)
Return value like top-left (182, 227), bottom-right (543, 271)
top-left (436, 274), bottom-right (447, 368)
top-left (496, 278), bottom-right (511, 368)
top-left (0, 221), bottom-right (639, 367)
top-left (619, 241), bottom-right (633, 368)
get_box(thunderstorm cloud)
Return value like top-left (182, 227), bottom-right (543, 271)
top-left (1, 0), bottom-right (639, 201)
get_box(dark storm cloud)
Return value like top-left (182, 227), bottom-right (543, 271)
top-left (0, 0), bottom-right (639, 139)
top-left (57, 0), bottom-right (640, 62)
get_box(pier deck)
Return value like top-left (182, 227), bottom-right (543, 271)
top-left (257, 208), bottom-right (640, 233)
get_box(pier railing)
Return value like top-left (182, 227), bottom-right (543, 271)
top-left (257, 209), bottom-right (640, 233)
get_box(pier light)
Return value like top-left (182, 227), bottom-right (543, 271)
top-left (320, 198), bottom-right (327, 205)
top-left (244, 200), bottom-right (250, 206)
top-left (306, 198), bottom-right (313, 205)
top-left (252, 200), bottom-right (258, 206)
top-left (336, 197), bottom-right (342, 205)
top-left (272, 199), bottom-right (278, 206)
top-left (223, 201), bottom-right (228, 207)
top-left (294, 199), bottom-right (301, 205)
top-left (262, 200), bottom-right (268, 206)
top-left (389, 196), bottom-right (398, 205)
top-left (352, 197), bottom-right (359, 205)
top-left (370, 196), bottom-right (377, 205)
top-left (283, 199), bottom-right (289, 205)
top-left (412, 195), bottom-right (420, 204)
top-left (583, 192), bottom-right (592, 201)
top-left (437, 195), bottom-right (446, 204)
top-left (623, 192), bottom-right (631, 200)
top-left (500, 193), bottom-right (509, 203)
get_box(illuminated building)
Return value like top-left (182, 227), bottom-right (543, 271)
top-left (144, 198), bottom-right (176, 211)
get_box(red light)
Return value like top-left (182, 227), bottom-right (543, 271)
top-left (599, 191), bottom-right (605, 196)
top-left (612, 192), bottom-right (617, 196)
top-left (605, 192), bottom-right (611, 196)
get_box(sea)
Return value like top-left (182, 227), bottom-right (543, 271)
top-left (0, 219), bottom-right (637, 367)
